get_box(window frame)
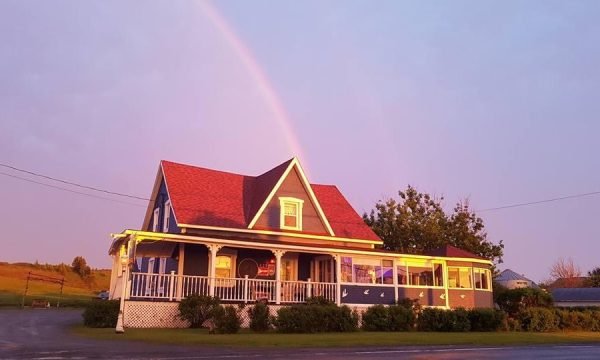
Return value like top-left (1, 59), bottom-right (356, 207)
top-left (279, 197), bottom-right (304, 231)
top-left (398, 260), bottom-right (445, 288)
top-left (447, 266), bottom-right (474, 290)
top-left (163, 200), bottom-right (171, 233)
top-left (474, 267), bottom-right (492, 291)
top-left (152, 208), bottom-right (160, 232)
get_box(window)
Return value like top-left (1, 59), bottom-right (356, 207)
top-left (408, 265), bottom-right (434, 286)
top-left (344, 257), bottom-right (394, 284)
top-left (152, 208), bottom-right (160, 232)
top-left (341, 257), bottom-right (353, 282)
top-left (215, 255), bottom-right (232, 278)
top-left (397, 264), bottom-right (407, 285)
top-left (279, 197), bottom-right (303, 231)
top-left (448, 267), bottom-right (472, 289)
top-left (474, 268), bottom-right (491, 290)
top-left (163, 200), bottom-right (171, 232)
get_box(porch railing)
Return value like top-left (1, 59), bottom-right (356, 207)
top-left (129, 272), bottom-right (336, 304)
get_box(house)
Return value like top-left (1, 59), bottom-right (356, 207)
top-left (496, 269), bottom-right (537, 289)
top-left (552, 288), bottom-right (600, 307)
top-left (108, 158), bottom-right (494, 329)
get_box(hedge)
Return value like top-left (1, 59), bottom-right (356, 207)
top-left (362, 304), bottom-right (415, 331)
top-left (82, 300), bottom-right (119, 328)
top-left (274, 303), bottom-right (358, 333)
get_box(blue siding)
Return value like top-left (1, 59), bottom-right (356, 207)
top-left (148, 179), bottom-right (180, 234)
top-left (341, 285), bottom-right (395, 305)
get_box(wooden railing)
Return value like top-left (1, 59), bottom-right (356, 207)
top-left (129, 273), bottom-right (336, 304)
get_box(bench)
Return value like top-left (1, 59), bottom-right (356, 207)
top-left (31, 299), bottom-right (50, 308)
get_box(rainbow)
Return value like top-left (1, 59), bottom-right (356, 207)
top-left (198, 2), bottom-right (309, 174)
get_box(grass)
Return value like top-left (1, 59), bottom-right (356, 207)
top-left (0, 262), bottom-right (110, 307)
top-left (71, 327), bottom-right (600, 348)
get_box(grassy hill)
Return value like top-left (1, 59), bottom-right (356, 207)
top-left (0, 262), bottom-right (111, 307)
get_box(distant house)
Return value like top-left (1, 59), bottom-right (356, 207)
top-left (496, 269), bottom-right (537, 289)
top-left (552, 288), bottom-right (600, 307)
top-left (548, 277), bottom-right (588, 289)
top-left (108, 158), bottom-right (494, 329)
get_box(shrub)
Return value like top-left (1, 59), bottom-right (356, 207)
top-left (249, 302), bottom-right (271, 332)
top-left (213, 305), bottom-right (241, 334)
top-left (519, 307), bottom-right (558, 332)
top-left (506, 317), bottom-right (521, 331)
top-left (178, 295), bottom-right (221, 328)
top-left (305, 296), bottom-right (335, 306)
top-left (397, 298), bottom-right (420, 311)
top-left (496, 288), bottom-right (553, 317)
top-left (468, 308), bottom-right (506, 331)
top-left (82, 300), bottom-right (119, 328)
top-left (388, 305), bottom-right (415, 331)
top-left (555, 308), bottom-right (600, 331)
top-left (417, 308), bottom-right (470, 332)
top-left (362, 305), bottom-right (390, 331)
top-left (274, 303), bottom-right (358, 333)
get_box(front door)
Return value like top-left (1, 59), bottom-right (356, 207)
top-left (312, 256), bottom-right (334, 283)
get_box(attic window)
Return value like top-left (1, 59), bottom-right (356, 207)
top-left (279, 197), bottom-right (303, 231)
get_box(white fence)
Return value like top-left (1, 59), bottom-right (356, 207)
top-left (129, 272), bottom-right (336, 304)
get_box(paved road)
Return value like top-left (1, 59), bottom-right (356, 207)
top-left (1, 309), bottom-right (600, 359)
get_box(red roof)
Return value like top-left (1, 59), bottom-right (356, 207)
top-left (160, 159), bottom-right (381, 241)
top-left (424, 245), bottom-right (485, 260)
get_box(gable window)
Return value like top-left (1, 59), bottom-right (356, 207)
top-left (152, 208), bottom-right (160, 232)
top-left (163, 200), bottom-right (171, 233)
top-left (279, 197), bottom-right (303, 231)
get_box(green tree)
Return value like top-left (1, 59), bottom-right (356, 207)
top-left (71, 256), bottom-right (91, 277)
top-left (585, 267), bottom-right (600, 287)
top-left (363, 185), bottom-right (503, 264)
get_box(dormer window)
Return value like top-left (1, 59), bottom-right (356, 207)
top-left (163, 200), bottom-right (171, 232)
top-left (279, 197), bottom-right (303, 231)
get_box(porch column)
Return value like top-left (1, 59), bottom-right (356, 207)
top-left (176, 243), bottom-right (185, 300)
top-left (272, 250), bottom-right (285, 304)
top-left (392, 258), bottom-right (399, 303)
top-left (116, 234), bottom-right (136, 334)
top-left (207, 244), bottom-right (222, 297)
top-left (333, 254), bottom-right (341, 306)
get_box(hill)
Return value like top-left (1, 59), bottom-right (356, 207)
top-left (0, 262), bottom-right (111, 307)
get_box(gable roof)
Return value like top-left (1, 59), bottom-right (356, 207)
top-left (158, 159), bottom-right (381, 242)
top-left (246, 158), bottom-right (335, 236)
top-left (552, 288), bottom-right (600, 302)
top-left (424, 245), bottom-right (485, 260)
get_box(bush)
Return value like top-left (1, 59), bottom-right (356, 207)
top-left (417, 308), bottom-right (470, 332)
top-left (496, 288), bottom-right (553, 317)
top-left (468, 308), bottom-right (506, 331)
top-left (82, 300), bottom-right (119, 328)
top-left (178, 295), bottom-right (221, 328)
top-left (506, 317), bottom-right (521, 331)
top-left (249, 302), bottom-right (271, 332)
top-left (519, 307), bottom-right (558, 332)
top-left (389, 305), bottom-right (415, 331)
top-left (555, 308), bottom-right (600, 331)
top-left (213, 305), bottom-right (241, 334)
top-left (274, 303), bottom-right (358, 333)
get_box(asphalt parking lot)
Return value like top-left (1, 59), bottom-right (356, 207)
top-left (1, 308), bottom-right (600, 359)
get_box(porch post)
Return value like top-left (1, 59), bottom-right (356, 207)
top-left (272, 250), bottom-right (285, 304)
top-left (116, 234), bottom-right (136, 334)
top-left (392, 258), bottom-right (399, 303)
top-left (333, 254), bottom-right (341, 306)
top-left (207, 244), bottom-right (222, 297)
top-left (176, 243), bottom-right (185, 300)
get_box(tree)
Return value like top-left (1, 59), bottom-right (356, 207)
top-left (549, 257), bottom-right (581, 288)
top-left (72, 256), bottom-right (91, 277)
top-left (585, 267), bottom-right (600, 287)
top-left (363, 186), bottom-right (504, 264)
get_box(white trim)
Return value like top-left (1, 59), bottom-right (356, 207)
top-left (247, 158), bottom-right (335, 236)
top-left (114, 230), bottom-right (493, 265)
top-left (179, 223), bottom-right (382, 245)
top-left (279, 197), bottom-right (304, 231)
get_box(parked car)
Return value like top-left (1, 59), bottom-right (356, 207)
top-left (96, 290), bottom-right (109, 300)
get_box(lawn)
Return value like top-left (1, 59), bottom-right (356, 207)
top-left (0, 262), bottom-right (110, 307)
top-left (72, 327), bottom-right (600, 348)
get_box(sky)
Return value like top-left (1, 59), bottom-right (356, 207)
top-left (1, 0), bottom-right (599, 282)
